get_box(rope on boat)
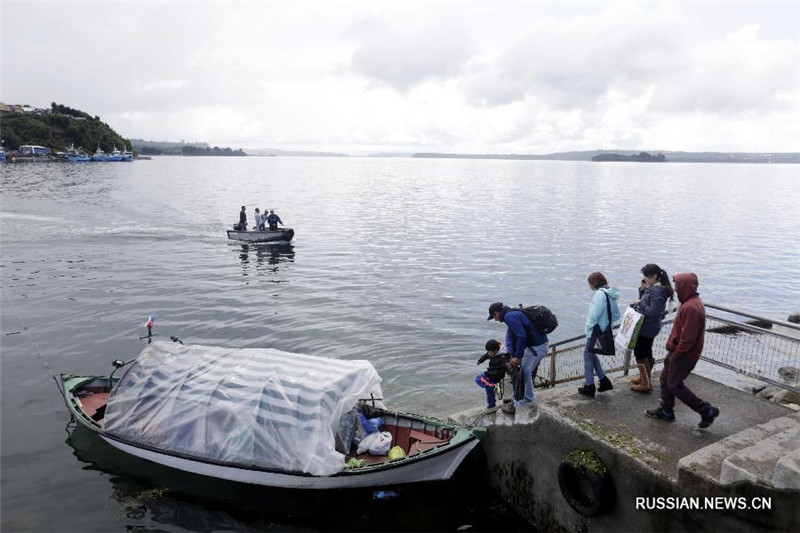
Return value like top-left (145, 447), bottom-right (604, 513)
top-left (1, 286), bottom-right (64, 395)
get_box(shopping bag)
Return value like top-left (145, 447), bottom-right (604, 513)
top-left (616, 306), bottom-right (645, 350)
top-left (588, 324), bottom-right (616, 355)
top-left (587, 289), bottom-right (616, 355)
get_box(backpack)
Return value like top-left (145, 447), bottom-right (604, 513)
top-left (516, 305), bottom-right (559, 334)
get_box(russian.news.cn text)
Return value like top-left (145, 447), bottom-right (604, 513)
top-left (635, 496), bottom-right (772, 511)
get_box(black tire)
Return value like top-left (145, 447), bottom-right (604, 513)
top-left (284, 228), bottom-right (295, 241)
top-left (557, 456), bottom-right (615, 517)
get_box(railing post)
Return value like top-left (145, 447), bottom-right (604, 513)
top-left (623, 348), bottom-right (632, 376)
top-left (550, 345), bottom-right (557, 387)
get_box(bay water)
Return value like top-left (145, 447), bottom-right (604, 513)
top-left (1, 157), bottom-right (798, 531)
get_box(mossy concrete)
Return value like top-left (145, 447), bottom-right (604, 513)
top-left (450, 373), bottom-right (800, 532)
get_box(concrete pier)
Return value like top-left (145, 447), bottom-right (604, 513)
top-left (450, 373), bottom-right (800, 532)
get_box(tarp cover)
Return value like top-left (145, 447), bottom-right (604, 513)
top-left (103, 342), bottom-right (383, 476)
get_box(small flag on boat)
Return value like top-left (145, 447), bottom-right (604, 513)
top-left (145, 313), bottom-right (156, 328)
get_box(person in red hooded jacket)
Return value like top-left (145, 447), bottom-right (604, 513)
top-left (646, 273), bottom-right (720, 428)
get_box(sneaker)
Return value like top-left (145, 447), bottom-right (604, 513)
top-left (598, 377), bottom-right (613, 392)
top-left (501, 403), bottom-right (516, 415)
top-left (483, 405), bottom-right (499, 414)
top-left (645, 406), bottom-right (676, 422)
top-left (577, 384), bottom-right (596, 398)
top-left (699, 406), bottom-right (720, 428)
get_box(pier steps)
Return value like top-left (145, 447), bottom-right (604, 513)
top-left (678, 412), bottom-right (800, 489)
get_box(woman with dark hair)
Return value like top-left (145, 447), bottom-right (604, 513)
top-left (579, 272), bottom-right (621, 398)
top-left (630, 264), bottom-right (674, 393)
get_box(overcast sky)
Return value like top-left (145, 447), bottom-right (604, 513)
top-left (3, 1), bottom-right (799, 154)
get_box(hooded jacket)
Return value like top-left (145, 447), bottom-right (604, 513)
top-left (665, 273), bottom-right (705, 362)
top-left (585, 286), bottom-right (621, 338)
top-left (634, 284), bottom-right (672, 338)
top-left (499, 305), bottom-right (548, 359)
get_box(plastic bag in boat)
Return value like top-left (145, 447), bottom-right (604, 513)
top-left (103, 342), bottom-right (384, 476)
top-left (368, 431), bottom-right (392, 456)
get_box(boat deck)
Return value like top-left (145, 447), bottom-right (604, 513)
top-left (75, 389), bottom-right (109, 424)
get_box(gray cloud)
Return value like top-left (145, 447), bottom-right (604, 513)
top-left (347, 18), bottom-right (475, 91)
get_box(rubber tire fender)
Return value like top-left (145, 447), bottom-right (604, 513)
top-left (557, 457), bottom-right (615, 518)
top-left (284, 228), bottom-right (295, 241)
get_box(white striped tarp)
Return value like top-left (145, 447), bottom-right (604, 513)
top-left (103, 342), bottom-right (383, 476)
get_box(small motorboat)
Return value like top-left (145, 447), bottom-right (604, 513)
top-left (227, 226), bottom-right (295, 243)
top-left (61, 340), bottom-right (483, 489)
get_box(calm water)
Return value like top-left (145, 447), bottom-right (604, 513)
top-left (1, 157), bottom-right (798, 531)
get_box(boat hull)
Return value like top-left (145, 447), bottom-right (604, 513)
top-left (227, 228), bottom-right (294, 243)
top-left (62, 374), bottom-right (480, 490)
top-left (99, 432), bottom-right (478, 489)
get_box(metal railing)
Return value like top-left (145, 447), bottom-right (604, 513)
top-left (532, 303), bottom-right (800, 394)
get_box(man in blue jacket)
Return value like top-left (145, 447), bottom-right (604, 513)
top-left (488, 302), bottom-right (549, 414)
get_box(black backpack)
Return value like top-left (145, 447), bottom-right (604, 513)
top-left (516, 305), bottom-right (559, 334)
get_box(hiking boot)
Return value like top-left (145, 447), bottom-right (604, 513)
top-left (645, 406), bottom-right (676, 422)
top-left (501, 403), bottom-right (516, 415)
top-left (577, 384), bottom-right (596, 398)
top-left (598, 376), bottom-right (613, 392)
top-left (699, 406), bottom-right (720, 428)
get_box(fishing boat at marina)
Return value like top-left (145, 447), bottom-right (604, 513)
top-left (64, 144), bottom-right (91, 162)
top-left (227, 227), bottom-right (295, 243)
top-left (92, 146), bottom-right (109, 162)
top-left (121, 148), bottom-right (134, 162)
top-left (107, 146), bottom-right (123, 161)
top-left (61, 340), bottom-right (482, 489)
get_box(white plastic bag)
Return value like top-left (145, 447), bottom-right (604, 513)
top-left (368, 431), bottom-right (392, 456)
top-left (357, 432), bottom-right (379, 454)
top-left (616, 307), bottom-right (644, 349)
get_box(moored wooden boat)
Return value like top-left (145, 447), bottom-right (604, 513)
top-left (227, 227), bottom-right (295, 243)
top-left (61, 342), bottom-right (482, 489)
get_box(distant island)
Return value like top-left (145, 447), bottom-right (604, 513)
top-left (411, 150), bottom-right (799, 164)
top-left (591, 152), bottom-right (666, 162)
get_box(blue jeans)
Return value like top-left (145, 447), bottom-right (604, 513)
top-left (583, 338), bottom-right (607, 385)
top-left (516, 343), bottom-right (549, 405)
top-left (475, 374), bottom-right (497, 408)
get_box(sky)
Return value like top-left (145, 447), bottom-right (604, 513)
top-left (2, 1), bottom-right (799, 155)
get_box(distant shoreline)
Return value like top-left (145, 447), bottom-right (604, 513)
top-left (410, 151), bottom-right (800, 164)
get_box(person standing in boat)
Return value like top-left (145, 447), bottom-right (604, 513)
top-left (238, 206), bottom-right (247, 231)
top-left (260, 211), bottom-right (269, 231)
top-left (629, 264), bottom-right (674, 393)
top-left (253, 208), bottom-right (261, 231)
top-left (487, 302), bottom-right (549, 414)
top-left (266, 209), bottom-right (284, 231)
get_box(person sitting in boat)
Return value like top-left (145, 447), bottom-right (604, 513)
top-left (266, 210), bottom-right (284, 231)
top-left (238, 206), bottom-right (247, 231)
top-left (475, 339), bottom-right (509, 413)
